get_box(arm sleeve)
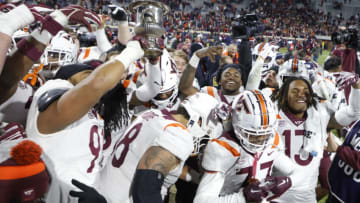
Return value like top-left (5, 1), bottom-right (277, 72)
top-left (246, 58), bottom-right (264, 90)
top-left (135, 63), bottom-right (162, 102)
top-left (95, 28), bottom-right (112, 53)
top-left (336, 146), bottom-right (360, 171)
top-left (334, 87), bottom-right (360, 126)
top-left (194, 172), bottom-right (246, 203)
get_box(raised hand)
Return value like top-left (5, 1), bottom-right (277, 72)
top-left (108, 4), bottom-right (127, 21)
top-left (257, 43), bottom-right (274, 61)
top-left (60, 5), bottom-right (101, 32)
top-left (333, 71), bottom-right (360, 91)
top-left (195, 46), bottom-right (224, 63)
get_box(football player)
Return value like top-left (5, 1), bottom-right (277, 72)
top-left (26, 40), bottom-right (144, 200)
top-left (194, 90), bottom-right (293, 203)
top-left (70, 93), bottom-right (220, 203)
top-left (179, 46), bottom-right (241, 106)
top-left (271, 73), bottom-right (360, 203)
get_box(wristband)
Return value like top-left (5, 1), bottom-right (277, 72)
top-left (49, 9), bottom-right (68, 27)
top-left (16, 38), bottom-right (43, 61)
top-left (0, 4), bottom-right (35, 37)
top-left (189, 53), bottom-right (200, 69)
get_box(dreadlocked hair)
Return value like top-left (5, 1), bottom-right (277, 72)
top-left (96, 82), bottom-right (129, 136)
top-left (271, 76), bottom-right (317, 112)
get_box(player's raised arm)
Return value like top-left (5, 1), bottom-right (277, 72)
top-left (37, 40), bottom-right (144, 134)
top-left (179, 46), bottom-right (223, 97)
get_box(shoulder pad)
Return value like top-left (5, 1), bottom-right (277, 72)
top-left (202, 139), bottom-right (240, 173)
top-left (37, 88), bottom-right (69, 112)
top-left (200, 86), bottom-right (217, 98)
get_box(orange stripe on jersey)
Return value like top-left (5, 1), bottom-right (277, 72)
top-left (164, 123), bottom-right (188, 132)
top-left (211, 139), bottom-right (240, 157)
top-left (259, 42), bottom-right (265, 52)
top-left (272, 132), bottom-right (280, 148)
top-left (123, 80), bottom-right (130, 88)
top-left (207, 86), bottom-right (215, 98)
top-left (276, 114), bottom-right (282, 119)
top-left (0, 161), bottom-right (46, 180)
top-left (292, 58), bottom-right (298, 73)
top-left (254, 90), bottom-right (268, 126)
top-left (83, 47), bottom-right (91, 59)
top-left (132, 70), bottom-right (141, 83)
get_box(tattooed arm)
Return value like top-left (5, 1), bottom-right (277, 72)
top-left (132, 146), bottom-right (180, 203)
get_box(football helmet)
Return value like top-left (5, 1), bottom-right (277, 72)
top-left (181, 93), bottom-right (219, 155)
top-left (232, 90), bottom-right (277, 153)
top-left (151, 50), bottom-right (179, 109)
top-left (277, 58), bottom-right (315, 86)
top-left (40, 31), bottom-right (79, 79)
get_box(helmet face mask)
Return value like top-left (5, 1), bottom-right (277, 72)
top-left (232, 90), bottom-right (277, 154)
top-left (234, 125), bottom-right (274, 153)
top-left (40, 31), bottom-right (79, 80)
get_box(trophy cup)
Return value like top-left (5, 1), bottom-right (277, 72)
top-left (129, 0), bottom-right (170, 58)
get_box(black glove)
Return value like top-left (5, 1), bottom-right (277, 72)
top-left (108, 5), bottom-right (127, 21)
top-left (69, 179), bottom-right (107, 203)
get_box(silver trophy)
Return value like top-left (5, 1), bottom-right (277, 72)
top-left (129, 0), bottom-right (170, 57)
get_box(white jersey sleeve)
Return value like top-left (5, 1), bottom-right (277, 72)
top-left (152, 122), bottom-right (193, 161)
top-left (202, 139), bottom-right (240, 173)
top-left (194, 138), bottom-right (246, 203)
top-left (194, 172), bottom-right (246, 203)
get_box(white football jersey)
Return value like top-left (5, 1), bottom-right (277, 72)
top-left (272, 110), bottom-right (323, 203)
top-left (96, 109), bottom-right (193, 203)
top-left (26, 79), bottom-right (105, 201)
top-left (201, 131), bottom-right (282, 196)
top-left (0, 81), bottom-right (33, 126)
